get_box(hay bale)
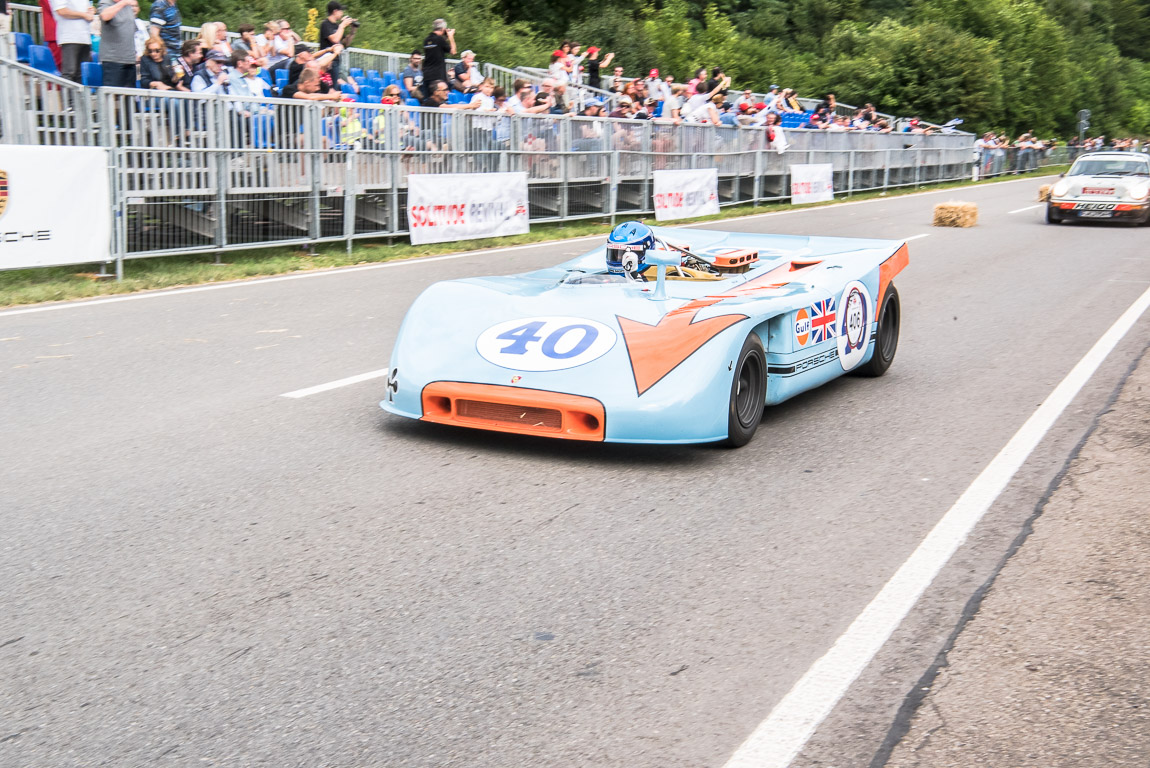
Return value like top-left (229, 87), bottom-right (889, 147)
top-left (932, 201), bottom-right (978, 228)
top-left (1038, 184), bottom-right (1052, 202)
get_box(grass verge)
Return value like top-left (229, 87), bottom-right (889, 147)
top-left (0, 166), bottom-right (1065, 309)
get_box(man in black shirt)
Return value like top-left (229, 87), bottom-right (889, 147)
top-left (319, 1), bottom-right (355, 85)
top-left (583, 47), bottom-right (613, 91)
top-left (421, 18), bottom-right (455, 88)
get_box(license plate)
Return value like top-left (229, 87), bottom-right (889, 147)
top-left (1078, 211), bottom-right (1113, 218)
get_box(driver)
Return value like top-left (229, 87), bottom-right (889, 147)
top-left (605, 221), bottom-right (656, 278)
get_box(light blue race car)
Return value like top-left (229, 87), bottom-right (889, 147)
top-left (381, 222), bottom-right (908, 446)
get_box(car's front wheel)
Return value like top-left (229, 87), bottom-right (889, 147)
top-left (1046, 205), bottom-right (1063, 224)
top-left (856, 283), bottom-right (900, 378)
top-left (724, 333), bottom-right (766, 448)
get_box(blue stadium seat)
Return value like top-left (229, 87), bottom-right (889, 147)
top-left (653, 101), bottom-right (664, 117)
top-left (446, 91), bottom-right (464, 104)
top-left (405, 98), bottom-right (420, 106)
top-left (382, 72), bottom-right (397, 87)
top-left (349, 67), bottom-right (364, 79)
top-left (275, 69), bottom-right (290, 89)
top-left (368, 77), bottom-right (383, 89)
top-left (341, 83), bottom-right (358, 96)
top-left (29, 45), bottom-right (61, 76)
top-left (90, 50), bottom-right (99, 64)
top-left (367, 69), bottom-right (379, 80)
top-left (258, 69), bottom-right (273, 86)
top-left (251, 114), bottom-right (275, 149)
top-left (81, 61), bottom-right (103, 88)
top-left (13, 32), bottom-right (33, 64)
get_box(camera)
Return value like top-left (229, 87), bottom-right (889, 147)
top-left (350, 19), bottom-right (360, 27)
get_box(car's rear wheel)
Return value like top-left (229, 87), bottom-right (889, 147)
top-left (855, 283), bottom-right (900, 378)
top-left (1046, 205), bottom-right (1063, 224)
top-left (724, 333), bottom-right (766, 448)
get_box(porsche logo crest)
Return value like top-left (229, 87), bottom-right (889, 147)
top-left (0, 171), bottom-right (7, 219)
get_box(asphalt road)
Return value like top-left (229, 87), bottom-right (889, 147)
top-left (2, 176), bottom-right (1149, 767)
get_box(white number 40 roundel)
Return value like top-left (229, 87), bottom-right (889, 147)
top-left (476, 316), bottom-right (618, 372)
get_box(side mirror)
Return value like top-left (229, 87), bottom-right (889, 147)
top-left (646, 250), bottom-right (679, 267)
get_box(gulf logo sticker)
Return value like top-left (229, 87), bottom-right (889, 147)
top-left (794, 308), bottom-right (811, 347)
top-left (477, 316), bottom-right (618, 372)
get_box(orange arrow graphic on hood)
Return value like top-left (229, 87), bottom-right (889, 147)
top-left (617, 298), bottom-right (748, 396)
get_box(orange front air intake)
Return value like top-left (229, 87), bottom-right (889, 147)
top-left (421, 382), bottom-right (606, 441)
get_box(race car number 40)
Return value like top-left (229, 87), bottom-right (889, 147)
top-left (477, 316), bottom-right (618, 371)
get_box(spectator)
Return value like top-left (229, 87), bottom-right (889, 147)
top-left (140, 36), bottom-right (185, 89)
top-left (548, 48), bottom-right (571, 83)
top-left (608, 94), bottom-right (632, 118)
top-left (686, 67), bottom-right (705, 96)
top-left (777, 88), bottom-right (801, 113)
top-left (734, 88), bottom-right (754, 109)
top-left (680, 74), bottom-right (729, 120)
top-left (549, 80), bottom-right (572, 114)
top-left (816, 92), bottom-right (836, 114)
top-left (421, 18), bottom-right (456, 88)
top-left (195, 22), bottom-right (218, 57)
top-left (506, 79), bottom-right (551, 114)
top-left (719, 102), bottom-right (740, 127)
top-left (451, 49), bottom-right (481, 93)
top-left (171, 38), bottom-right (201, 89)
top-left (420, 78), bottom-right (450, 108)
top-left (191, 49), bottom-right (230, 93)
top-left (800, 111), bottom-right (821, 130)
top-left (644, 68), bottom-right (663, 102)
top-left (233, 23), bottom-right (264, 63)
top-left (148, 0), bottom-right (180, 58)
top-left (584, 47), bottom-right (612, 90)
top-left (51, 0), bottom-right (93, 83)
top-left (689, 92), bottom-right (724, 125)
top-left (703, 67), bottom-right (727, 98)
top-left (97, 0), bottom-right (138, 88)
top-left (286, 42), bottom-right (342, 84)
top-left (319, 1), bottom-right (356, 84)
top-left (38, 0), bottom-right (63, 70)
top-left (580, 97), bottom-right (604, 118)
top-left (604, 64), bottom-right (624, 93)
top-left (228, 50), bottom-right (270, 99)
top-left (662, 83), bottom-right (684, 123)
top-left (282, 65), bottom-right (340, 100)
top-left (401, 50), bottom-right (423, 98)
top-left (254, 22), bottom-right (282, 64)
top-left (214, 22), bottom-right (232, 56)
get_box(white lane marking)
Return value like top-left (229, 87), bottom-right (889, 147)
top-left (722, 280), bottom-right (1150, 768)
top-left (1009, 204), bottom-right (1043, 214)
top-left (1, 174), bottom-right (1059, 319)
top-left (902, 234), bottom-right (931, 241)
top-left (280, 368), bottom-right (389, 399)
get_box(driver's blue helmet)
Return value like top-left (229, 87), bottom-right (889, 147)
top-left (606, 221), bottom-right (655, 275)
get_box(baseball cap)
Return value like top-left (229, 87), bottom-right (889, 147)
top-left (648, 69), bottom-right (658, 77)
top-left (586, 46), bottom-right (599, 55)
top-left (293, 42), bottom-right (311, 55)
top-left (769, 84), bottom-right (779, 90)
top-left (755, 102), bottom-right (767, 110)
top-left (585, 98), bottom-right (604, 107)
top-left (738, 103), bottom-right (750, 112)
top-left (618, 95), bottom-right (633, 105)
top-left (205, 50), bottom-right (229, 62)
top-left (552, 49), bottom-right (565, 57)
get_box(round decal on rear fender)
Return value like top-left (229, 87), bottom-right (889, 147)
top-left (477, 316), bottom-right (618, 372)
top-left (837, 281), bottom-right (871, 371)
top-left (794, 308), bottom-right (811, 347)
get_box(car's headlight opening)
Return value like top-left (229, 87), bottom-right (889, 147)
top-left (1052, 179), bottom-right (1071, 198)
top-left (1129, 183), bottom-right (1150, 202)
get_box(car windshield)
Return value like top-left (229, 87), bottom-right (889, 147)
top-left (1068, 157), bottom-right (1150, 177)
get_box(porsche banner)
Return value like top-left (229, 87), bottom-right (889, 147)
top-left (652, 168), bottom-right (720, 221)
top-left (407, 172), bottom-right (530, 245)
top-left (0, 145), bottom-right (112, 270)
top-left (790, 163), bottom-right (835, 204)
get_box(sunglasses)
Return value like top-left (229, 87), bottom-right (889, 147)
top-left (147, 48), bottom-right (164, 53)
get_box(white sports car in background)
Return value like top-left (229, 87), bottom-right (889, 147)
top-left (1047, 151), bottom-right (1150, 225)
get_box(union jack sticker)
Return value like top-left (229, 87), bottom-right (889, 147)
top-left (809, 297), bottom-right (837, 343)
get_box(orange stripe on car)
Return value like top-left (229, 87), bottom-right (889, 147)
top-left (876, 244), bottom-right (909, 319)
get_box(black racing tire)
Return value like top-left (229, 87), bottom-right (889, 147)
top-left (724, 333), bottom-right (766, 448)
top-left (855, 283), bottom-right (900, 378)
top-left (1046, 205), bottom-right (1063, 224)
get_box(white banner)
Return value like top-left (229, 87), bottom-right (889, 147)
top-left (652, 168), bottom-right (720, 221)
top-left (407, 172), bottom-right (530, 245)
top-left (790, 163), bottom-right (835, 205)
top-left (0, 145), bottom-right (112, 270)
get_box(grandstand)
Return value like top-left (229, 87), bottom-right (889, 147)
top-left (0, 2), bottom-right (996, 268)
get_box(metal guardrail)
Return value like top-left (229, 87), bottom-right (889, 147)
top-left (2, 53), bottom-right (1073, 278)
